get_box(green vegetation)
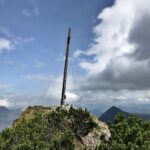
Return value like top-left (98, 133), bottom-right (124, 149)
top-left (0, 106), bottom-right (98, 150)
top-left (1, 105), bottom-right (149, 150)
top-left (99, 113), bottom-right (150, 150)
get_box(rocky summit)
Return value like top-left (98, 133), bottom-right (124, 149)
top-left (0, 105), bottom-right (110, 150)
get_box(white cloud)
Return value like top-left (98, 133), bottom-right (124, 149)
top-left (74, 0), bottom-right (150, 104)
top-left (0, 27), bottom-right (34, 52)
top-left (65, 92), bottom-right (79, 103)
top-left (0, 98), bottom-right (9, 107)
top-left (45, 76), bottom-right (81, 104)
top-left (24, 74), bottom-right (80, 104)
top-left (0, 92), bottom-right (47, 108)
top-left (73, 49), bottom-right (87, 58)
top-left (77, 0), bottom-right (137, 74)
top-left (82, 0), bottom-right (150, 74)
top-left (0, 38), bottom-right (12, 52)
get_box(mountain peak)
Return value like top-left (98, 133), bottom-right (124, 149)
top-left (107, 106), bottom-right (124, 113)
top-left (100, 106), bottom-right (130, 123)
top-left (0, 105), bottom-right (111, 149)
top-left (109, 106), bottom-right (121, 110)
top-left (110, 106), bottom-right (118, 108)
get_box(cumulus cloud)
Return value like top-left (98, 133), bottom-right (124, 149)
top-left (0, 93), bottom-right (46, 108)
top-left (0, 27), bottom-right (34, 52)
top-left (0, 75), bottom-right (80, 108)
top-left (0, 98), bottom-right (9, 107)
top-left (65, 92), bottom-right (79, 103)
top-left (73, 49), bottom-right (87, 59)
top-left (74, 0), bottom-right (150, 103)
top-left (23, 73), bottom-right (80, 105)
top-left (0, 38), bottom-right (12, 52)
top-left (129, 13), bottom-right (150, 60)
top-left (45, 76), bottom-right (80, 104)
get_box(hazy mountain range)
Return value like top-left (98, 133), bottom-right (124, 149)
top-left (76, 103), bottom-right (150, 116)
top-left (99, 106), bottom-right (150, 123)
top-left (0, 105), bottom-right (150, 131)
top-left (0, 106), bottom-right (21, 131)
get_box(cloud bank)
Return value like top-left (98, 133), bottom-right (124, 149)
top-left (75, 0), bottom-right (150, 104)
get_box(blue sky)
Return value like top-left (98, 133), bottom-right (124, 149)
top-left (0, 0), bottom-right (114, 94)
top-left (1, 0), bottom-right (150, 108)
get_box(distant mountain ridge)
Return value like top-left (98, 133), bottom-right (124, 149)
top-left (0, 106), bottom-right (21, 131)
top-left (99, 106), bottom-right (130, 123)
top-left (0, 106), bottom-right (9, 112)
top-left (99, 106), bottom-right (150, 123)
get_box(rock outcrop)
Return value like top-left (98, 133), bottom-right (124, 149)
top-left (0, 105), bottom-right (110, 150)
